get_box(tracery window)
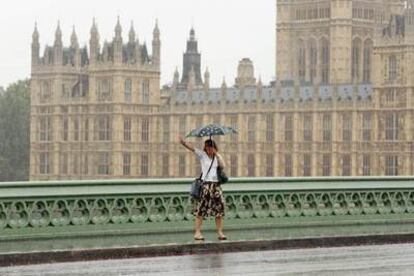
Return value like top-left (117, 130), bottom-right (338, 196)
top-left (141, 118), bottom-right (149, 142)
top-left (124, 78), bottom-right (132, 103)
top-left (385, 113), bottom-right (398, 141)
top-left (322, 154), bottom-right (331, 176)
top-left (266, 154), bottom-right (274, 177)
top-left (309, 39), bottom-right (317, 84)
top-left (265, 114), bottom-right (274, 142)
top-left (322, 114), bottom-right (332, 142)
top-left (352, 38), bottom-right (361, 82)
top-left (389, 55), bottom-right (397, 82)
top-left (363, 40), bottom-right (373, 83)
top-left (303, 154), bottom-right (311, 176)
top-left (284, 154), bottom-right (292, 177)
top-left (142, 79), bottom-right (150, 104)
top-left (123, 152), bottom-right (131, 176)
top-left (362, 113), bottom-right (371, 141)
top-left (247, 154), bottom-right (255, 177)
top-left (303, 115), bottom-right (313, 141)
top-left (124, 117), bottom-right (131, 141)
top-left (385, 155), bottom-right (398, 176)
top-left (298, 40), bottom-right (306, 82)
top-left (284, 115), bottom-right (293, 142)
top-left (342, 114), bottom-right (352, 142)
top-left (321, 38), bottom-right (330, 84)
top-left (141, 153), bottom-right (149, 176)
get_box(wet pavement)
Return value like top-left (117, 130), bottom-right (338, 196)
top-left (1, 243), bottom-right (414, 275)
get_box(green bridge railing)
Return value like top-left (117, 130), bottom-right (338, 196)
top-left (1, 176), bottom-right (414, 253)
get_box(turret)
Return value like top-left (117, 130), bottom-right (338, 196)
top-left (102, 41), bottom-right (109, 62)
top-left (204, 67), bottom-right (210, 90)
top-left (180, 28), bottom-right (203, 87)
top-left (70, 26), bottom-right (81, 67)
top-left (129, 21), bottom-right (136, 43)
top-left (89, 18), bottom-right (100, 65)
top-left (173, 67), bottom-right (180, 89)
top-left (31, 23), bottom-right (40, 67)
top-left (135, 41), bottom-right (142, 65)
top-left (404, 2), bottom-right (414, 43)
top-left (221, 77), bottom-right (227, 90)
top-left (235, 58), bottom-right (256, 87)
top-left (221, 76), bottom-right (227, 102)
top-left (257, 76), bottom-right (263, 102)
top-left (53, 21), bottom-right (63, 65)
top-left (113, 16), bottom-right (123, 64)
top-left (152, 19), bottom-right (161, 69)
top-left (126, 22), bottom-right (137, 64)
top-left (70, 26), bottom-right (79, 49)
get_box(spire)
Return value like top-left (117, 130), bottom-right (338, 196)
top-left (221, 77), bottom-right (227, 88)
top-left (90, 18), bottom-right (99, 38)
top-left (115, 16), bottom-right (122, 39)
top-left (129, 21), bottom-right (136, 43)
top-left (173, 67), bottom-right (180, 87)
top-left (71, 26), bottom-right (79, 48)
top-left (180, 27), bottom-right (202, 87)
top-left (153, 19), bottom-right (160, 40)
top-left (190, 27), bottom-right (195, 41)
top-left (114, 16), bottom-right (123, 63)
top-left (89, 18), bottom-right (100, 65)
top-left (204, 67), bottom-right (210, 90)
top-left (54, 20), bottom-right (62, 46)
top-left (102, 40), bottom-right (109, 61)
top-left (152, 19), bottom-right (161, 69)
top-left (32, 22), bottom-right (39, 43)
top-left (32, 22), bottom-right (40, 66)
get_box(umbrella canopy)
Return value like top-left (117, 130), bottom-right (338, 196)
top-left (186, 124), bottom-right (238, 139)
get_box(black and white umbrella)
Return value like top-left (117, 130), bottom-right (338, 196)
top-left (186, 124), bottom-right (238, 139)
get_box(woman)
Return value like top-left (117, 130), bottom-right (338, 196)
top-left (180, 138), bottom-right (227, 241)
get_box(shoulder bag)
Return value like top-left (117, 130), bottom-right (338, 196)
top-left (190, 156), bottom-right (215, 199)
top-left (217, 166), bottom-right (229, 184)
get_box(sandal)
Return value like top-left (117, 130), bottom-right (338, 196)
top-left (218, 235), bottom-right (227, 240)
top-left (194, 236), bottom-right (205, 241)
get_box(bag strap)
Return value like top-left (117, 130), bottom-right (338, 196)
top-left (200, 156), bottom-right (215, 180)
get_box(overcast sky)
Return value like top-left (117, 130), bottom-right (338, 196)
top-left (0, 0), bottom-right (275, 89)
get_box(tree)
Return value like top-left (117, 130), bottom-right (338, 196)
top-left (0, 79), bottom-right (30, 181)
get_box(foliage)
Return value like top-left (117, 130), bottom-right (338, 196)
top-left (0, 79), bottom-right (30, 181)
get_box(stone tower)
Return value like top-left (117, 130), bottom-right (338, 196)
top-left (276, 0), bottom-right (404, 85)
top-left (371, 2), bottom-right (414, 175)
top-left (235, 58), bottom-right (256, 87)
top-left (30, 18), bottom-right (161, 180)
top-left (180, 28), bottom-right (203, 88)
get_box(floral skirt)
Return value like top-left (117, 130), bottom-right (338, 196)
top-left (194, 182), bottom-right (225, 218)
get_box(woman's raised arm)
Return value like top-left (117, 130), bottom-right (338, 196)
top-left (179, 137), bottom-right (195, 152)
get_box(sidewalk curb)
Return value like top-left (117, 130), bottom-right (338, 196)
top-left (1, 233), bottom-right (414, 267)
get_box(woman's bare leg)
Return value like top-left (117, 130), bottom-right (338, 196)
top-left (215, 216), bottom-right (226, 238)
top-left (194, 216), bottom-right (203, 238)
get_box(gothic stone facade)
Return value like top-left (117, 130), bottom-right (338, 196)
top-left (30, 19), bottom-right (161, 180)
top-left (30, 1), bottom-right (414, 180)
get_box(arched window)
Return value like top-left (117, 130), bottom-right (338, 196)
top-left (308, 38), bottom-right (317, 84)
top-left (352, 38), bottom-right (361, 83)
top-left (298, 40), bottom-right (306, 82)
top-left (363, 39), bottom-right (373, 83)
top-left (320, 38), bottom-right (330, 84)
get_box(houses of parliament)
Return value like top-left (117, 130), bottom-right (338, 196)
top-left (30, 0), bottom-right (414, 180)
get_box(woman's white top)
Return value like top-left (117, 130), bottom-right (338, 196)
top-left (194, 148), bottom-right (219, 182)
